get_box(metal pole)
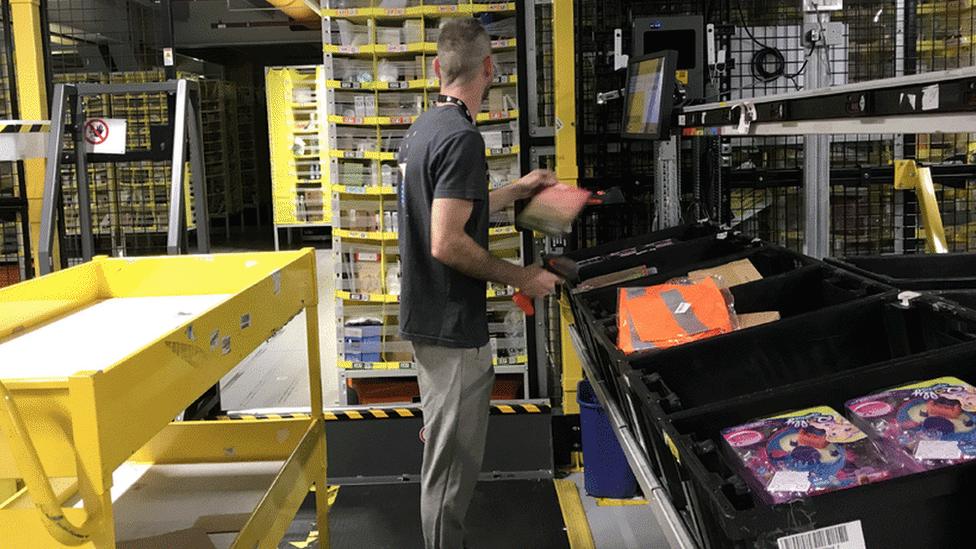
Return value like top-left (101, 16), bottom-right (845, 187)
top-left (187, 85), bottom-right (211, 253)
top-left (37, 84), bottom-right (69, 275)
top-left (74, 93), bottom-right (94, 262)
top-left (167, 80), bottom-right (189, 255)
top-left (803, 9), bottom-right (831, 258)
top-left (894, 0), bottom-right (906, 255)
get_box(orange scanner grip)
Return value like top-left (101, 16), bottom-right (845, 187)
top-left (513, 292), bottom-right (535, 316)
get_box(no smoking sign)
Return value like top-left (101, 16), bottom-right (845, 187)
top-left (84, 119), bottom-right (110, 145)
top-left (83, 118), bottom-right (126, 154)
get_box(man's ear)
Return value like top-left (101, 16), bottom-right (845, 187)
top-left (433, 57), bottom-right (442, 80)
top-left (483, 56), bottom-right (493, 78)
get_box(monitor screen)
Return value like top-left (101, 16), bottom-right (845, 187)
top-left (622, 51), bottom-right (677, 140)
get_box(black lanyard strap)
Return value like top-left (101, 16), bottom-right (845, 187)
top-left (437, 94), bottom-right (473, 124)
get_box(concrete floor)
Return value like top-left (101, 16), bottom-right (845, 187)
top-left (566, 472), bottom-right (669, 549)
top-left (210, 241), bottom-right (669, 547)
top-left (219, 249), bottom-right (343, 408)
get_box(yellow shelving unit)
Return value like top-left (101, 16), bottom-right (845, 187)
top-left (324, 1), bottom-right (528, 404)
top-left (266, 66), bottom-right (332, 250)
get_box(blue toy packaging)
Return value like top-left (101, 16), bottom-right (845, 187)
top-left (846, 377), bottom-right (976, 472)
top-left (721, 406), bottom-right (898, 504)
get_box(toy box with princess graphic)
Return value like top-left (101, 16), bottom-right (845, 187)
top-left (846, 377), bottom-right (976, 472)
top-left (721, 406), bottom-right (898, 504)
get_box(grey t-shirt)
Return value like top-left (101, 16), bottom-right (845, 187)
top-left (397, 105), bottom-right (489, 348)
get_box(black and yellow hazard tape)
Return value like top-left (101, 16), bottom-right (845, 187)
top-left (216, 404), bottom-right (550, 422)
top-left (0, 122), bottom-right (48, 134)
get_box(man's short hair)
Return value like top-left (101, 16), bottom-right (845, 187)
top-left (437, 18), bottom-right (491, 87)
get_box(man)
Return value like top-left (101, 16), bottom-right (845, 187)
top-left (397, 17), bottom-right (561, 549)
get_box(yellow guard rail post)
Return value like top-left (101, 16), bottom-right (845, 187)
top-left (552, 1), bottom-right (585, 412)
top-left (895, 160), bottom-right (948, 254)
top-left (10, 0), bottom-right (54, 273)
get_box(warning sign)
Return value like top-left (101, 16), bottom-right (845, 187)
top-left (84, 118), bottom-right (126, 155)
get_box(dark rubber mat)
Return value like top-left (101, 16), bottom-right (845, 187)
top-left (279, 479), bottom-right (571, 549)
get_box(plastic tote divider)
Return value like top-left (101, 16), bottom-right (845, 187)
top-left (827, 253), bottom-right (976, 290)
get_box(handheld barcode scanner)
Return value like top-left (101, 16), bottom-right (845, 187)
top-left (512, 187), bottom-right (625, 316)
top-left (512, 256), bottom-right (580, 316)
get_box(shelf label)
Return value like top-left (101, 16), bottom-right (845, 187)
top-left (492, 39), bottom-right (513, 48)
top-left (354, 252), bottom-right (380, 262)
top-left (346, 186), bottom-right (367, 194)
top-left (388, 81), bottom-right (408, 89)
top-left (437, 5), bottom-right (459, 12)
top-left (346, 151), bottom-right (365, 159)
top-left (382, 8), bottom-right (405, 15)
top-left (349, 293), bottom-right (369, 301)
top-left (387, 44), bottom-right (408, 53)
top-left (389, 116), bottom-right (411, 124)
top-left (399, 362), bottom-right (415, 369)
top-left (487, 3), bottom-right (508, 11)
top-left (488, 147), bottom-right (511, 155)
top-left (335, 8), bottom-right (359, 16)
top-left (776, 521), bottom-right (866, 549)
top-left (338, 46), bottom-right (359, 54)
top-left (342, 116), bottom-right (365, 124)
top-left (489, 111), bottom-right (505, 120)
top-left (351, 361), bottom-right (369, 370)
top-left (340, 81), bottom-right (360, 89)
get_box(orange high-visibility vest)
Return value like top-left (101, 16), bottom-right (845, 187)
top-left (617, 277), bottom-right (734, 353)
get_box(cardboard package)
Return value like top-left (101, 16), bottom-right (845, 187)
top-left (688, 258), bottom-right (762, 288)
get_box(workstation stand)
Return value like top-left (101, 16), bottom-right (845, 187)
top-left (37, 79), bottom-right (211, 275)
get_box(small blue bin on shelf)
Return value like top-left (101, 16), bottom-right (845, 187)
top-left (577, 379), bottom-right (638, 499)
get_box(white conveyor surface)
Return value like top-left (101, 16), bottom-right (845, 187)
top-left (0, 294), bottom-right (231, 379)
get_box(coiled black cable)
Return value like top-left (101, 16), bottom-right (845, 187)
top-left (751, 46), bottom-right (787, 82)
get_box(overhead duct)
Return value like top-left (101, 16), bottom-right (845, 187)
top-left (264, 0), bottom-right (319, 22)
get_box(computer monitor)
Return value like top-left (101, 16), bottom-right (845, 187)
top-left (622, 50), bottom-right (678, 140)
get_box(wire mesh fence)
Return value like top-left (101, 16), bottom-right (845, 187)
top-left (571, 0), bottom-right (976, 256)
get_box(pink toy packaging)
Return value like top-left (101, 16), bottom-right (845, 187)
top-left (721, 406), bottom-right (898, 505)
top-left (846, 377), bottom-right (976, 472)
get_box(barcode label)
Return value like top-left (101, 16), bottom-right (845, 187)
top-left (777, 521), bottom-right (866, 549)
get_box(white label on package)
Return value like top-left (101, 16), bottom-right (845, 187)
top-left (767, 470), bottom-right (811, 493)
top-left (922, 84), bottom-right (940, 111)
top-left (915, 439), bottom-right (962, 460)
top-left (673, 302), bottom-right (691, 315)
top-left (777, 520), bottom-right (866, 549)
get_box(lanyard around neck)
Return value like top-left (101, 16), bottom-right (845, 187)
top-left (437, 94), bottom-right (473, 124)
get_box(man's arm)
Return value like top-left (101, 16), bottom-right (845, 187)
top-left (431, 198), bottom-right (558, 297)
top-left (488, 169), bottom-right (558, 213)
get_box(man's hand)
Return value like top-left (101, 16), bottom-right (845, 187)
top-left (518, 264), bottom-right (562, 298)
top-left (512, 169), bottom-right (558, 200)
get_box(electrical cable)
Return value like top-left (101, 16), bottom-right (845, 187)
top-left (735, 0), bottom-right (815, 89)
